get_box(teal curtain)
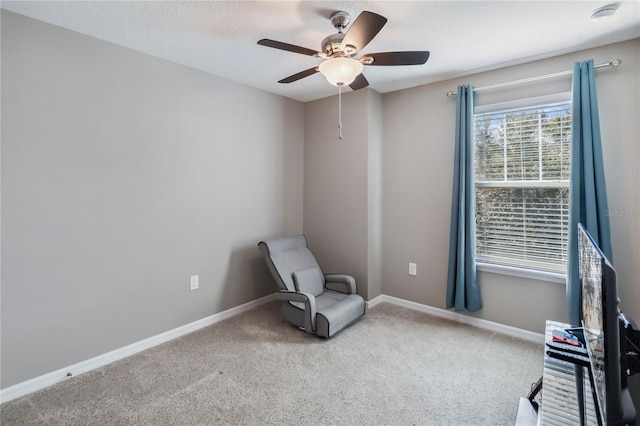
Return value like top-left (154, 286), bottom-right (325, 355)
top-left (446, 85), bottom-right (482, 312)
top-left (567, 60), bottom-right (613, 325)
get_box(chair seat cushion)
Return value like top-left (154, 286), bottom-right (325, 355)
top-left (315, 292), bottom-right (365, 337)
top-left (289, 290), bottom-right (365, 338)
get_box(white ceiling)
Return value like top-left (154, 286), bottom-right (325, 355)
top-left (2, 1), bottom-right (639, 102)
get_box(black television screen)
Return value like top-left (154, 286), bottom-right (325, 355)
top-left (579, 224), bottom-right (608, 423)
top-left (579, 223), bottom-right (636, 426)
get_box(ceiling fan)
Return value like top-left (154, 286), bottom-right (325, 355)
top-left (257, 10), bottom-right (430, 90)
top-left (258, 10), bottom-right (429, 138)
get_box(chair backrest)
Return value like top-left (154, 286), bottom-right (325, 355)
top-left (258, 235), bottom-right (325, 292)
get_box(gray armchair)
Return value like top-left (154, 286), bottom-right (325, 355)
top-left (258, 235), bottom-right (366, 338)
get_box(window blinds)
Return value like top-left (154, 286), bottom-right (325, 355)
top-left (474, 102), bottom-right (571, 273)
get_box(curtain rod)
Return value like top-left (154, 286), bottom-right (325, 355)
top-left (445, 59), bottom-right (622, 97)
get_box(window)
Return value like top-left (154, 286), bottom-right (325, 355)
top-left (474, 99), bottom-right (571, 274)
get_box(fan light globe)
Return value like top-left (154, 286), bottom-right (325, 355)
top-left (319, 57), bottom-right (363, 86)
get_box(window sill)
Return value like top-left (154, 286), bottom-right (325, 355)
top-left (476, 262), bottom-right (566, 284)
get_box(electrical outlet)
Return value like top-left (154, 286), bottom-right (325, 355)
top-left (190, 275), bottom-right (199, 291)
top-left (409, 263), bottom-right (417, 276)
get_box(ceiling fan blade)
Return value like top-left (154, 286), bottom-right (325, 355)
top-left (258, 39), bottom-right (320, 57)
top-left (349, 73), bottom-right (369, 91)
top-left (341, 11), bottom-right (387, 53)
top-left (361, 51), bottom-right (430, 66)
top-left (278, 67), bottom-right (319, 84)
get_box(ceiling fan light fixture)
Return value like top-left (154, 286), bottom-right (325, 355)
top-left (318, 57), bottom-right (363, 86)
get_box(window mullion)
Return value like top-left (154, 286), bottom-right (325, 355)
top-left (538, 111), bottom-right (543, 180)
top-left (503, 122), bottom-right (507, 181)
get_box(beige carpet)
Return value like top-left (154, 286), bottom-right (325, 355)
top-left (0, 301), bottom-right (543, 425)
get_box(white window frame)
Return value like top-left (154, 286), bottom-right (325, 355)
top-left (473, 93), bottom-right (572, 282)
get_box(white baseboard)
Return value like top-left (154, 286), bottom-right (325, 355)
top-left (3, 292), bottom-right (543, 404)
top-left (366, 294), bottom-right (386, 310)
top-left (0, 293), bottom-right (276, 404)
top-left (369, 294), bottom-right (545, 345)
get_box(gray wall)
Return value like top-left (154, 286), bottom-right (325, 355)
top-left (303, 90), bottom-right (369, 297)
top-left (367, 91), bottom-right (383, 300)
top-left (303, 89), bottom-right (383, 300)
top-left (381, 39), bottom-right (640, 333)
top-left (1, 11), bottom-right (304, 388)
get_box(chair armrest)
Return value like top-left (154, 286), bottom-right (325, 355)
top-left (277, 290), bottom-right (316, 333)
top-left (324, 274), bottom-right (357, 294)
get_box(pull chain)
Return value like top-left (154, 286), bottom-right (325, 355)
top-left (338, 83), bottom-right (343, 140)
